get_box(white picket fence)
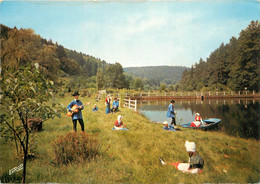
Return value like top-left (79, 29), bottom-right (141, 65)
top-left (124, 98), bottom-right (137, 111)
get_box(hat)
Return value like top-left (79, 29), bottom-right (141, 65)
top-left (195, 113), bottom-right (200, 116)
top-left (163, 121), bottom-right (168, 125)
top-left (171, 100), bottom-right (175, 103)
top-left (72, 91), bottom-right (80, 96)
top-left (118, 115), bottom-right (123, 122)
top-left (185, 140), bottom-right (196, 152)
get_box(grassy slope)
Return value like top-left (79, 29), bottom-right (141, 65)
top-left (1, 95), bottom-right (259, 183)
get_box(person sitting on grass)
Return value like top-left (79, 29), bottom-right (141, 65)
top-left (163, 121), bottom-right (175, 131)
top-left (159, 140), bottom-right (204, 174)
top-left (113, 115), bottom-right (128, 130)
top-left (190, 113), bottom-right (203, 127)
top-left (92, 104), bottom-right (98, 112)
top-left (111, 98), bottom-right (119, 113)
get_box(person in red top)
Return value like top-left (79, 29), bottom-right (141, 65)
top-left (105, 94), bottom-right (111, 114)
top-left (190, 113), bottom-right (203, 127)
top-left (114, 115), bottom-right (128, 130)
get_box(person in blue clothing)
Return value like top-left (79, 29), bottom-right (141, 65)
top-left (92, 104), bottom-right (98, 112)
top-left (167, 100), bottom-right (177, 126)
top-left (163, 121), bottom-right (176, 131)
top-left (111, 98), bottom-right (119, 113)
top-left (67, 91), bottom-right (86, 132)
top-left (105, 94), bottom-right (111, 114)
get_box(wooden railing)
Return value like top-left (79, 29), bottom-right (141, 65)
top-left (124, 98), bottom-right (137, 111)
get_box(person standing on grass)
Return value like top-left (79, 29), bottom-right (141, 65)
top-left (159, 140), bottom-right (204, 174)
top-left (67, 91), bottom-right (85, 132)
top-left (105, 94), bottom-right (111, 114)
top-left (167, 100), bottom-right (177, 126)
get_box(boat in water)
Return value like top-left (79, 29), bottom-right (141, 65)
top-left (181, 118), bottom-right (221, 130)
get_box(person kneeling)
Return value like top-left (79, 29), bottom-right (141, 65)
top-left (113, 115), bottom-right (128, 131)
top-left (159, 140), bottom-right (204, 174)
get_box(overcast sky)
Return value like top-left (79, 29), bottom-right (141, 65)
top-left (1, 0), bottom-right (259, 67)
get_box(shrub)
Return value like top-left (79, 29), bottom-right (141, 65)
top-left (53, 132), bottom-right (100, 165)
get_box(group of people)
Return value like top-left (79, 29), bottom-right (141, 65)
top-left (105, 94), bottom-right (119, 114)
top-left (66, 92), bottom-right (123, 132)
top-left (165, 99), bottom-right (204, 129)
top-left (67, 92), bottom-right (204, 174)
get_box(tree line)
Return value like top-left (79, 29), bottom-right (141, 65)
top-left (179, 21), bottom-right (260, 92)
top-left (0, 24), bottom-right (129, 91)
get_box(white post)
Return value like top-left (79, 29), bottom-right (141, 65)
top-left (129, 98), bottom-right (131, 108)
top-left (135, 100), bottom-right (137, 111)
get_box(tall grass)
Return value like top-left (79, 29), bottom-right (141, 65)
top-left (0, 95), bottom-right (259, 183)
top-left (53, 132), bottom-right (100, 165)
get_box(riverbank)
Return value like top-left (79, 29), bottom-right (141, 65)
top-left (0, 95), bottom-right (259, 183)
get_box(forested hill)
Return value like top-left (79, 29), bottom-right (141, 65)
top-left (179, 20), bottom-right (260, 92)
top-left (124, 66), bottom-right (189, 86)
top-left (0, 24), bottom-right (108, 80)
top-left (0, 24), bottom-right (130, 89)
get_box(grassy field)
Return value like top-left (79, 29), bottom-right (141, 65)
top-left (0, 95), bottom-right (259, 183)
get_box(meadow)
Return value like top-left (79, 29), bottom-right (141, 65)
top-left (0, 95), bottom-right (259, 183)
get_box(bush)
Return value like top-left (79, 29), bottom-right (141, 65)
top-left (53, 132), bottom-right (100, 165)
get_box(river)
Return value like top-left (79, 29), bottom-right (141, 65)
top-left (137, 99), bottom-right (260, 139)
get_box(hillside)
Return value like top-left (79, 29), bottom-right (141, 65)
top-left (0, 24), bottom-right (128, 90)
top-left (124, 66), bottom-right (189, 86)
top-left (0, 95), bottom-right (259, 183)
top-left (0, 24), bottom-right (107, 80)
top-left (180, 20), bottom-right (260, 92)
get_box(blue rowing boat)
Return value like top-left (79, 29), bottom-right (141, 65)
top-left (181, 118), bottom-right (221, 130)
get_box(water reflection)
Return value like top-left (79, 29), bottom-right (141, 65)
top-left (138, 99), bottom-right (260, 139)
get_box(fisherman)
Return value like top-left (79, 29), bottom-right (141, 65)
top-left (159, 140), bottom-right (204, 174)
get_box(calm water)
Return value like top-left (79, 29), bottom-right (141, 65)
top-left (138, 99), bottom-right (260, 139)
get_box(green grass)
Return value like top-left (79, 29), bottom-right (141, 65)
top-left (1, 95), bottom-right (260, 183)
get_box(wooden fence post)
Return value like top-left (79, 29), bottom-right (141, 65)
top-left (135, 100), bottom-right (137, 111)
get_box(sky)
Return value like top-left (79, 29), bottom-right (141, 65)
top-left (0, 0), bottom-right (259, 67)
